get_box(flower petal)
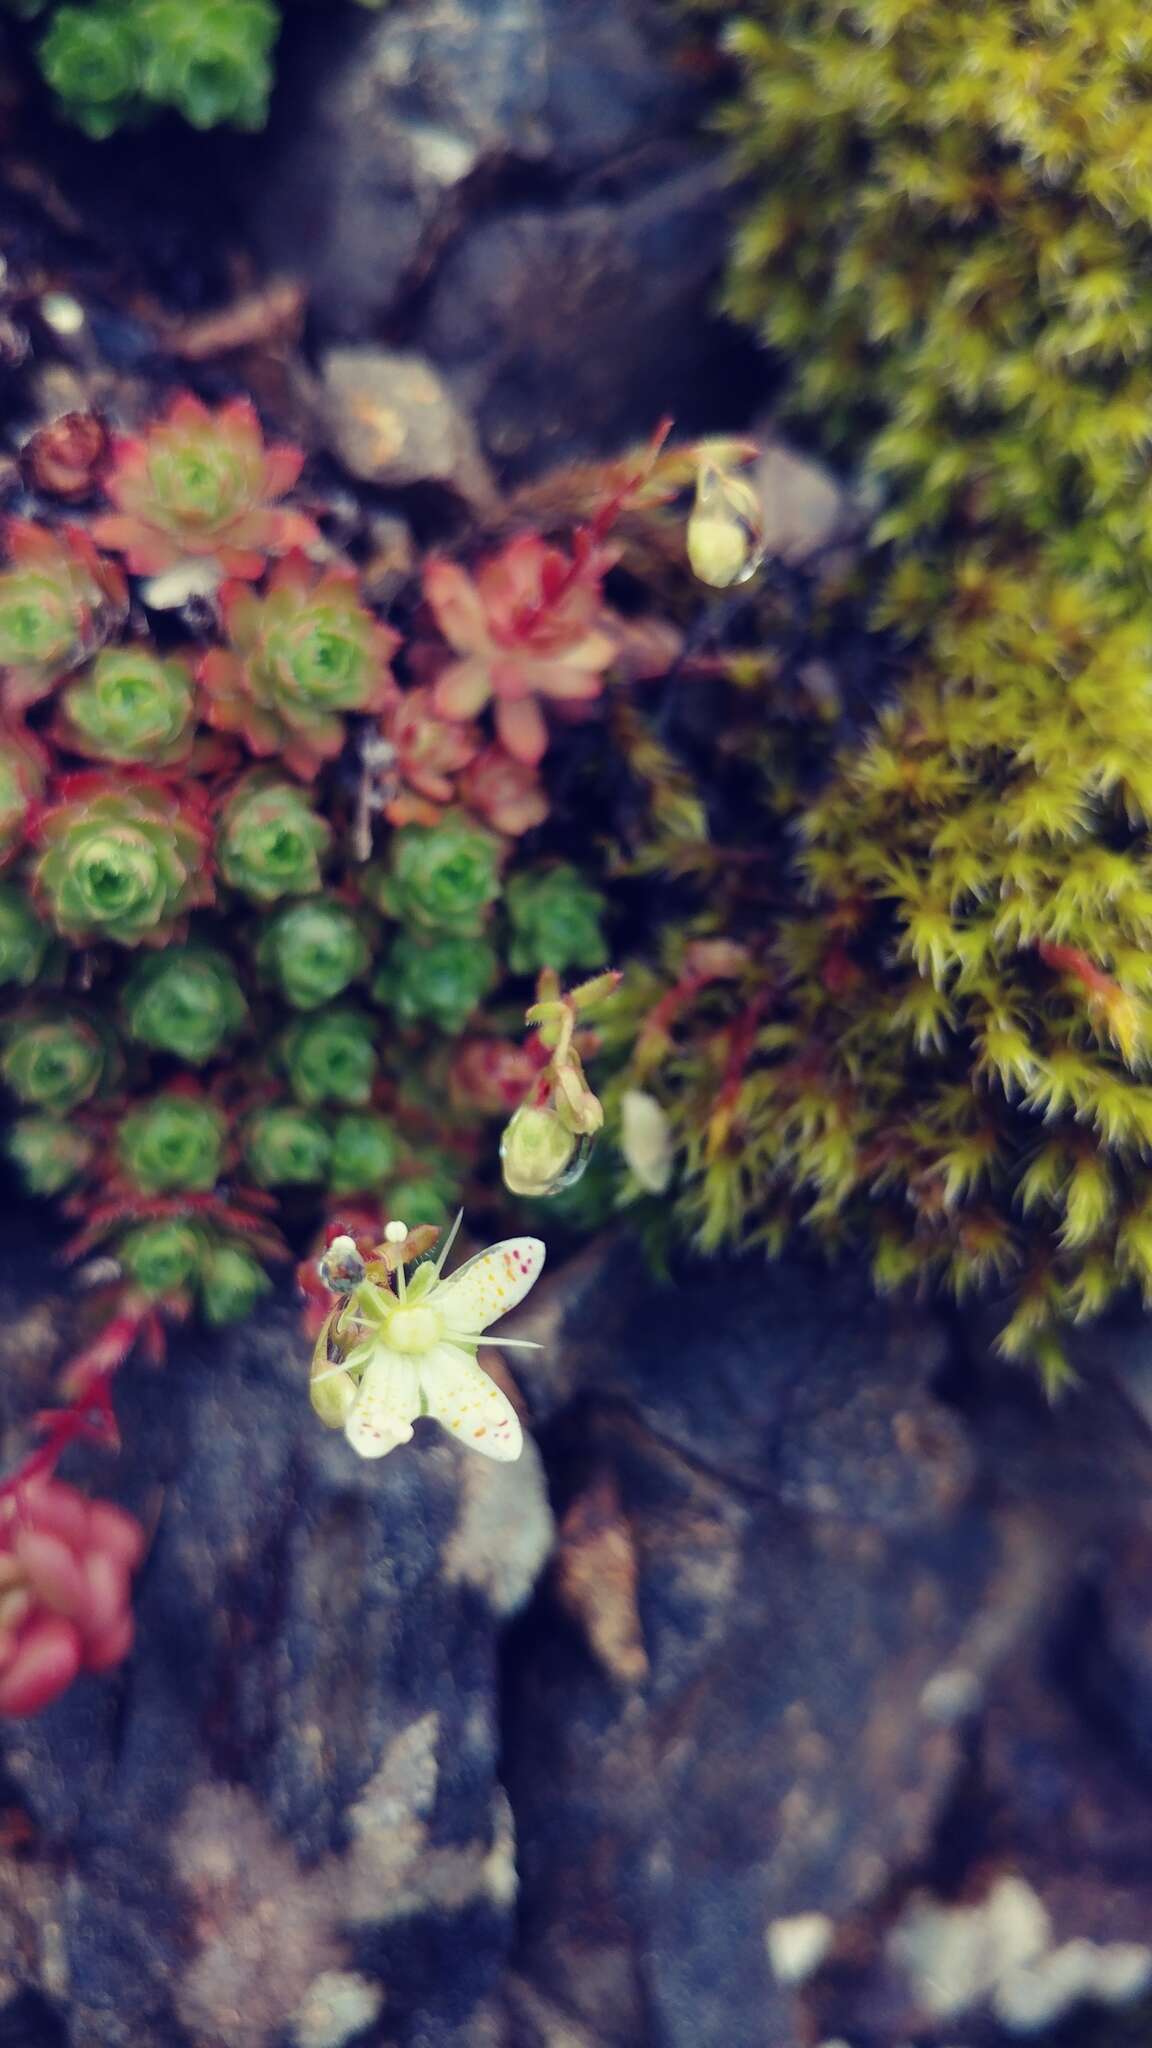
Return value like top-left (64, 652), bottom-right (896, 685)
top-left (436, 1237), bottom-right (545, 1336)
top-left (420, 1343), bottom-right (523, 1461)
top-left (344, 1347), bottom-right (420, 1459)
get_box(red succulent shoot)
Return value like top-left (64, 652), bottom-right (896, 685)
top-left (459, 743), bottom-right (548, 836)
top-left (449, 1036), bottom-right (539, 1116)
top-left (23, 412), bottom-right (110, 503)
top-left (91, 393), bottom-right (319, 581)
top-left (426, 533), bottom-right (619, 766)
top-left (384, 686), bottom-right (480, 809)
top-left (0, 1475), bottom-right (144, 1715)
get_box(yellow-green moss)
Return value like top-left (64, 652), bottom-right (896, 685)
top-left (619, 0), bottom-right (1152, 1376)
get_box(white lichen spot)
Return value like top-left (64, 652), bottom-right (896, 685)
top-left (919, 1666), bottom-right (983, 1723)
top-left (888, 1876), bottom-right (1049, 2019)
top-left (766, 1912), bottom-right (834, 1985)
top-left (993, 1938), bottom-right (1152, 2033)
top-left (142, 559), bottom-right (225, 610)
top-left (39, 293), bottom-right (85, 336)
top-left (443, 1427), bottom-right (554, 1616)
top-left (291, 1970), bottom-right (384, 2048)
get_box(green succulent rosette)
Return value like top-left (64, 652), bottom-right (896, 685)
top-left (134, 0), bottom-right (278, 130)
top-left (31, 774), bottom-right (213, 947)
top-left (329, 1113), bottom-right (401, 1194)
top-left (121, 945), bottom-right (248, 1065)
top-left (216, 773), bottom-right (331, 904)
top-left (38, 4), bottom-right (144, 139)
top-left (369, 814), bottom-right (503, 937)
top-left (243, 1104), bottom-right (332, 1187)
top-left (0, 885), bottom-right (49, 988)
top-left (56, 648), bottom-right (197, 766)
top-left (0, 1010), bottom-right (111, 1114)
top-left (374, 930), bottom-right (498, 1035)
top-left (199, 1242), bottom-right (272, 1325)
top-left (255, 897), bottom-right (371, 1011)
top-left (280, 1006), bottom-right (378, 1107)
top-left (0, 523), bottom-right (125, 708)
top-left (117, 1093), bottom-right (227, 1195)
top-left (204, 557), bottom-right (397, 779)
top-left (0, 729), bottom-right (47, 866)
top-left (383, 1178), bottom-right (450, 1230)
top-left (6, 1116), bottom-right (95, 1196)
top-left (118, 1219), bottom-right (204, 1297)
top-left (505, 864), bottom-right (609, 976)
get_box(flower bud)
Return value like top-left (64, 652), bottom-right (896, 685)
top-left (687, 457), bottom-right (765, 589)
top-left (310, 1353), bottom-right (358, 1430)
top-left (500, 1103), bottom-right (580, 1197)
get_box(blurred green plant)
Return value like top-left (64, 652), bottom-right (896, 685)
top-left (3, 0), bottom-right (390, 138)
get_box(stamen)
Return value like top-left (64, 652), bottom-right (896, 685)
top-left (435, 1208), bottom-right (465, 1277)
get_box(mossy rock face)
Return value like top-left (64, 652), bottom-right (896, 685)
top-left (614, 0), bottom-right (1152, 1367)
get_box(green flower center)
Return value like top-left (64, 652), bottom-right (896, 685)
top-left (384, 1304), bottom-right (442, 1355)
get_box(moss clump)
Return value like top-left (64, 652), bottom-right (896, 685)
top-left (612, 0), bottom-right (1152, 1374)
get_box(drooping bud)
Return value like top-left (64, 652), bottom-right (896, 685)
top-left (686, 453), bottom-right (765, 589)
top-left (500, 1103), bottom-right (581, 1197)
top-left (309, 1309), bottom-right (358, 1428)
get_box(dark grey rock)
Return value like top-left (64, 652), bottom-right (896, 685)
top-left (0, 1202), bottom-right (551, 2048)
top-left (501, 1244), bottom-right (1152, 2047)
top-left (248, 0), bottom-right (763, 475)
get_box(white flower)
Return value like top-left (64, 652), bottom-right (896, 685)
top-left (314, 1217), bottom-right (544, 1462)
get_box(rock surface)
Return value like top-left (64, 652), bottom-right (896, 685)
top-left (1, 1205), bottom-right (1151, 2046)
top-left (500, 1245), bottom-right (1152, 2048)
top-left (0, 1200), bottom-right (553, 2048)
top-left (247, 0), bottom-right (763, 475)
